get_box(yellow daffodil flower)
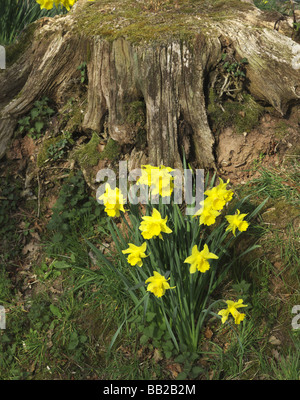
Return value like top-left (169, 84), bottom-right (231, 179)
top-left (136, 165), bottom-right (159, 187)
top-left (145, 271), bottom-right (175, 298)
top-left (151, 166), bottom-right (174, 197)
top-left (137, 165), bottom-right (174, 197)
top-left (36, 0), bottom-right (93, 11)
top-left (35, 0), bottom-right (55, 9)
top-left (204, 178), bottom-right (234, 211)
top-left (193, 178), bottom-right (234, 226)
top-left (98, 183), bottom-right (125, 218)
top-left (193, 198), bottom-right (221, 226)
top-left (184, 244), bottom-right (219, 274)
top-left (122, 242), bottom-right (148, 267)
top-left (225, 209), bottom-right (249, 236)
top-left (60, 0), bottom-right (76, 10)
top-left (139, 208), bottom-right (172, 240)
top-left (218, 299), bottom-right (248, 324)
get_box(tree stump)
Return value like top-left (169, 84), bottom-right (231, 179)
top-left (0, 0), bottom-right (299, 169)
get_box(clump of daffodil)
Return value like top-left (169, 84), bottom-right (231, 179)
top-left (122, 242), bottom-right (148, 267)
top-left (137, 164), bottom-right (174, 197)
top-left (184, 244), bottom-right (219, 274)
top-left (145, 271), bottom-right (175, 298)
top-left (94, 164), bottom-right (264, 352)
top-left (218, 299), bottom-right (248, 324)
top-left (139, 208), bottom-right (172, 240)
top-left (225, 209), bottom-right (249, 236)
top-left (98, 183), bottom-right (125, 218)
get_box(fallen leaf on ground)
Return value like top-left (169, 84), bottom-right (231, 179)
top-left (22, 242), bottom-right (40, 255)
top-left (204, 327), bottom-right (213, 339)
top-left (153, 348), bottom-right (163, 363)
top-left (166, 363), bottom-right (182, 379)
top-left (269, 335), bottom-right (281, 345)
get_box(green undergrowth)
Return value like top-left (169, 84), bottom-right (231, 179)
top-left (45, 170), bottom-right (107, 255)
top-left (0, 175), bottom-right (23, 267)
top-left (242, 164), bottom-right (300, 207)
top-left (0, 158), bottom-right (299, 379)
top-left (17, 96), bottom-right (56, 141)
top-left (227, 160), bottom-right (300, 378)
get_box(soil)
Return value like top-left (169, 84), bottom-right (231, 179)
top-left (216, 105), bottom-right (300, 184)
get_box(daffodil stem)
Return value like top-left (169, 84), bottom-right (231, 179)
top-left (160, 298), bottom-right (179, 352)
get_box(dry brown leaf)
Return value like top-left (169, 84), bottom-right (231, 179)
top-left (166, 363), bottom-right (182, 379)
top-left (153, 348), bottom-right (163, 363)
top-left (271, 348), bottom-right (280, 360)
top-left (30, 231), bottom-right (41, 241)
top-left (22, 242), bottom-right (40, 255)
top-left (269, 335), bottom-right (281, 345)
top-left (204, 327), bottom-right (213, 339)
top-left (273, 261), bottom-right (283, 270)
top-left (224, 342), bottom-right (230, 352)
top-left (18, 221), bottom-right (27, 229)
top-left (117, 345), bottom-right (132, 357)
top-left (137, 347), bottom-right (144, 358)
top-left (209, 370), bottom-right (215, 380)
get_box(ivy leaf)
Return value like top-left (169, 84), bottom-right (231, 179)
top-left (30, 108), bottom-right (39, 119)
top-left (176, 372), bottom-right (187, 380)
top-left (45, 107), bottom-right (55, 115)
top-left (34, 121), bottom-right (44, 133)
top-left (191, 366), bottom-right (203, 378)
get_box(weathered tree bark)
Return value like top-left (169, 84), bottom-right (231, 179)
top-left (0, 0), bottom-right (299, 168)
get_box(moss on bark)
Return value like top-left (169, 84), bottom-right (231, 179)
top-left (76, 0), bottom-right (252, 44)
